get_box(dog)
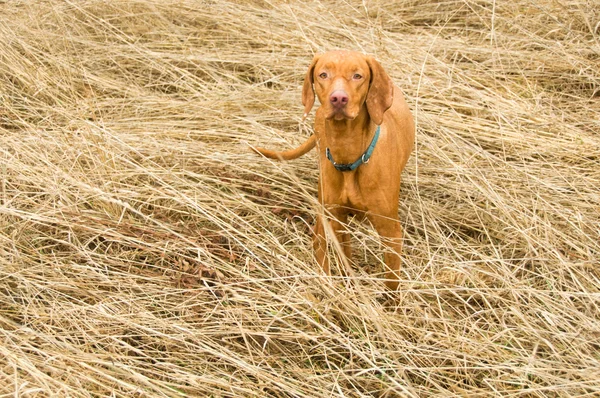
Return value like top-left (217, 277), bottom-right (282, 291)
top-left (253, 50), bottom-right (414, 290)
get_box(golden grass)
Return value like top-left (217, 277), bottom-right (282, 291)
top-left (1, 0), bottom-right (599, 396)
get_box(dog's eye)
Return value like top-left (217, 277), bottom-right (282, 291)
top-left (319, 72), bottom-right (328, 79)
top-left (353, 73), bottom-right (363, 80)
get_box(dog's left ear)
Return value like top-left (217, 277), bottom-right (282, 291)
top-left (365, 56), bottom-right (393, 125)
top-left (302, 55), bottom-right (320, 118)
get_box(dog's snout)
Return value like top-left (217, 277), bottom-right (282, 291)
top-left (329, 90), bottom-right (349, 108)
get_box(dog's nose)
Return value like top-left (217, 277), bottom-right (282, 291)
top-left (329, 90), bottom-right (349, 108)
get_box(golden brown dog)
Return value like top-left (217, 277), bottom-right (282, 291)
top-left (253, 50), bottom-right (414, 290)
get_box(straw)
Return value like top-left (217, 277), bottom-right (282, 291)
top-left (1, 0), bottom-right (598, 396)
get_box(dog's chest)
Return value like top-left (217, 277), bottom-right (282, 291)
top-left (336, 172), bottom-right (368, 209)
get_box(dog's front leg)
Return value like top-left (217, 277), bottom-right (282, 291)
top-left (313, 215), bottom-right (330, 275)
top-left (313, 210), bottom-right (350, 276)
top-left (368, 213), bottom-right (403, 290)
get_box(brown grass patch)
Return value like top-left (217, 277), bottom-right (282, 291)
top-left (1, 0), bottom-right (599, 396)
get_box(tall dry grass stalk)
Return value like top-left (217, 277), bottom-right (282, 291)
top-left (1, 0), bottom-right (599, 396)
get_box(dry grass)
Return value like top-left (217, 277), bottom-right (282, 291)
top-left (1, 0), bottom-right (599, 396)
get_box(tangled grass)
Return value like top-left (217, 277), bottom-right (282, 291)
top-left (1, 0), bottom-right (599, 396)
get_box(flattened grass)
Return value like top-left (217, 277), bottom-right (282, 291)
top-left (1, 0), bottom-right (599, 396)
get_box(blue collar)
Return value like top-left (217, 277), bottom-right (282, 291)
top-left (325, 125), bottom-right (380, 172)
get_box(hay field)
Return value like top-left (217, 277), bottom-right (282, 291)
top-left (1, 0), bottom-right (599, 396)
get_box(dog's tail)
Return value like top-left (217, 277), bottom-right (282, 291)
top-left (251, 134), bottom-right (317, 161)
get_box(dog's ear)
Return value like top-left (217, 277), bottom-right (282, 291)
top-left (302, 55), bottom-right (320, 118)
top-left (365, 56), bottom-right (393, 125)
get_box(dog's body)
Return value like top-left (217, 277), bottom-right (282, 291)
top-left (254, 51), bottom-right (414, 290)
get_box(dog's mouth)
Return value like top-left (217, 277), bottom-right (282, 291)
top-left (326, 107), bottom-right (358, 121)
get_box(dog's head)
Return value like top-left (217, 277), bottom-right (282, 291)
top-left (302, 51), bottom-right (393, 125)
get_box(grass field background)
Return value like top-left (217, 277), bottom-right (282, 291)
top-left (1, 0), bottom-right (599, 396)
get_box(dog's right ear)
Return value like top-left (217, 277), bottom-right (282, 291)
top-left (365, 56), bottom-right (394, 126)
top-left (302, 55), bottom-right (320, 118)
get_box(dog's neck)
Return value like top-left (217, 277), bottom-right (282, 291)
top-left (324, 106), bottom-right (376, 165)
